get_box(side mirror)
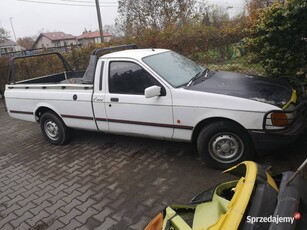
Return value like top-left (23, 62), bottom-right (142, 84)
top-left (145, 85), bottom-right (161, 98)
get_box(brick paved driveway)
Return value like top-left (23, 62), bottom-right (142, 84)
top-left (0, 99), bottom-right (306, 230)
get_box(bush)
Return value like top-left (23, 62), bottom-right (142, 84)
top-left (246, 0), bottom-right (307, 78)
top-left (0, 57), bottom-right (9, 93)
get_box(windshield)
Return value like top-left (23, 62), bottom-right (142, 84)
top-left (143, 51), bottom-right (204, 87)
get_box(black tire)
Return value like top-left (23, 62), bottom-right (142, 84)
top-left (197, 121), bottom-right (254, 169)
top-left (40, 112), bottom-right (70, 145)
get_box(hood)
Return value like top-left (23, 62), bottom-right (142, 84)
top-left (186, 71), bottom-right (293, 108)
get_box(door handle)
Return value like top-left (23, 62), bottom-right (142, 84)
top-left (110, 97), bottom-right (119, 102)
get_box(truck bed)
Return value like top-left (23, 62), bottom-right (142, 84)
top-left (13, 70), bottom-right (86, 85)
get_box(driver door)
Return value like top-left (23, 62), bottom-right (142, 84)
top-left (105, 60), bottom-right (174, 138)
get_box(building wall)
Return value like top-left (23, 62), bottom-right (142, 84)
top-left (0, 45), bottom-right (22, 54)
top-left (35, 36), bottom-right (52, 48)
top-left (77, 36), bottom-right (111, 46)
top-left (35, 37), bottom-right (76, 48)
top-left (55, 39), bottom-right (76, 47)
top-left (104, 36), bottom-right (111, 42)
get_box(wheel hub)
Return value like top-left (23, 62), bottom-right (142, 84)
top-left (209, 133), bottom-right (244, 163)
top-left (221, 142), bottom-right (231, 152)
top-left (45, 121), bottom-right (59, 140)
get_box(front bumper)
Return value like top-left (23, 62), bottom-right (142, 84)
top-left (248, 128), bottom-right (306, 152)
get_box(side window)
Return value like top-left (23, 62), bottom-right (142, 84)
top-left (109, 61), bottom-right (161, 95)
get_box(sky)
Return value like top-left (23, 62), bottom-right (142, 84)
top-left (0, 0), bottom-right (245, 40)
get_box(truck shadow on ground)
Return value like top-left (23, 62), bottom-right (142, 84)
top-left (70, 128), bottom-right (307, 176)
top-left (256, 132), bottom-right (307, 178)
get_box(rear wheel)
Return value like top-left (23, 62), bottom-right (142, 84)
top-left (197, 121), bottom-right (254, 169)
top-left (40, 112), bottom-right (70, 145)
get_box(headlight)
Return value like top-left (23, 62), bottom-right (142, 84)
top-left (270, 103), bottom-right (296, 127)
top-left (271, 112), bottom-right (289, 126)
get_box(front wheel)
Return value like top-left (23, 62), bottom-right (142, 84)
top-left (197, 121), bottom-right (254, 169)
top-left (40, 112), bottom-right (70, 145)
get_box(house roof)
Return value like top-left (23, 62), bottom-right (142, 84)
top-left (0, 39), bottom-right (18, 48)
top-left (77, 30), bottom-right (111, 40)
top-left (42, 32), bottom-right (76, 41)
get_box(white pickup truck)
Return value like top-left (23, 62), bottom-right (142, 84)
top-left (4, 45), bottom-right (307, 168)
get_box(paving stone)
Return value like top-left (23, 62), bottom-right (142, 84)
top-left (75, 207), bottom-right (99, 224)
top-left (15, 222), bottom-right (31, 230)
top-left (0, 212), bottom-right (17, 228)
top-left (1, 223), bottom-right (14, 230)
top-left (7, 187), bottom-right (27, 199)
top-left (60, 219), bottom-right (83, 230)
top-left (0, 188), bottom-right (14, 200)
top-left (17, 193), bottom-right (39, 207)
top-left (2, 175), bottom-right (21, 185)
top-left (1, 181), bottom-right (18, 192)
top-left (75, 198), bottom-right (97, 212)
top-left (94, 217), bottom-right (117, 230)
top-left (21, 185), bottom-right (41, 199)
top-left (6, 195), bottom-right (24, 207)
top-left (109, 197), bottom-right (125, 210)
top-left (111, 208), bottom-right (127, 222)
top-left (26, 210), bottom-right (49, 226)
top-left (24, 179), bottom-right (44, 191)
top-left (49, 178), bottom-right (69, 192)
top-left (58, 208), bottom-right (82, 225)
top-left (32, 192), bottom-right (53, 205)
top-left (48, 209), bottom-right (66, 220)
top-left (45, 220), bottom-right (65, 230)
top-left (67, 165), bottom-right (80, 174)
top-left (74, 224), bottom-right (93, 230)
top-left (11, 180), bottom-right (31, 191)
top-left (34, 185), bottom-right (55, 197)
top-left (15, 174), bottom-right (32, 185)
top-left (76, 189), bottom-right (96, 203)
top-left (63, 183), bottom-right (82, 195)
top-left (76, 182), bottom-right (95, 193)
top-left (62, 190), bottom-right (82, 204)
top-left (49, 183), bottom-right (69, 196)
top-left (14, 202), bottom-right (37, 216)
top-left (92, 197), bottom-right (112, 210)
top-left (84, 216), bottom-right (102, 230)
top-left (47, 191), bottom-right (68, 204)
top-left (128, 216), bottom-right (151, 230)
top-left (60, 198), bottom-right (83, 214)
top-left (45, 199), bottom-right (67, 215)
top-left (78, 175), bottom-right (95, 186)
top-left (93, 207), bottom-right (114, 223)
top-left (64, 176), bottom-right (81, 187)
top-left (1, 203), bottom-right (22, 218)
top-left (10, 211), bottom-right (33, 228)
top-left (29, 200), bottom-right (52, 216)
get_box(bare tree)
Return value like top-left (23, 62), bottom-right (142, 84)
top-left (199, 4), bottom-right (230, 28)
top-left (17, 36), bottom-right (36, 50)
top-left (118, 0), bottom-right (197, 35)
top-left (0, 27), bottom-right (10, 43)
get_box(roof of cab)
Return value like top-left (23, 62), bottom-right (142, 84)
top-left (100, 48), bottom-right (170, 61)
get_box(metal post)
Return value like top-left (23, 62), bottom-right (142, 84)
top-left (9, 17), bottom-right (17, 42)
top-left (95, 0), bottom-right (104, 43)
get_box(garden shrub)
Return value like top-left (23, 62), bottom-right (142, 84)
top-left (246, 0), bottom-right (307, 78)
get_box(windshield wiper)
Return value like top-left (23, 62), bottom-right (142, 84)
top-left (186, 68), bottom-right (209, 87)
